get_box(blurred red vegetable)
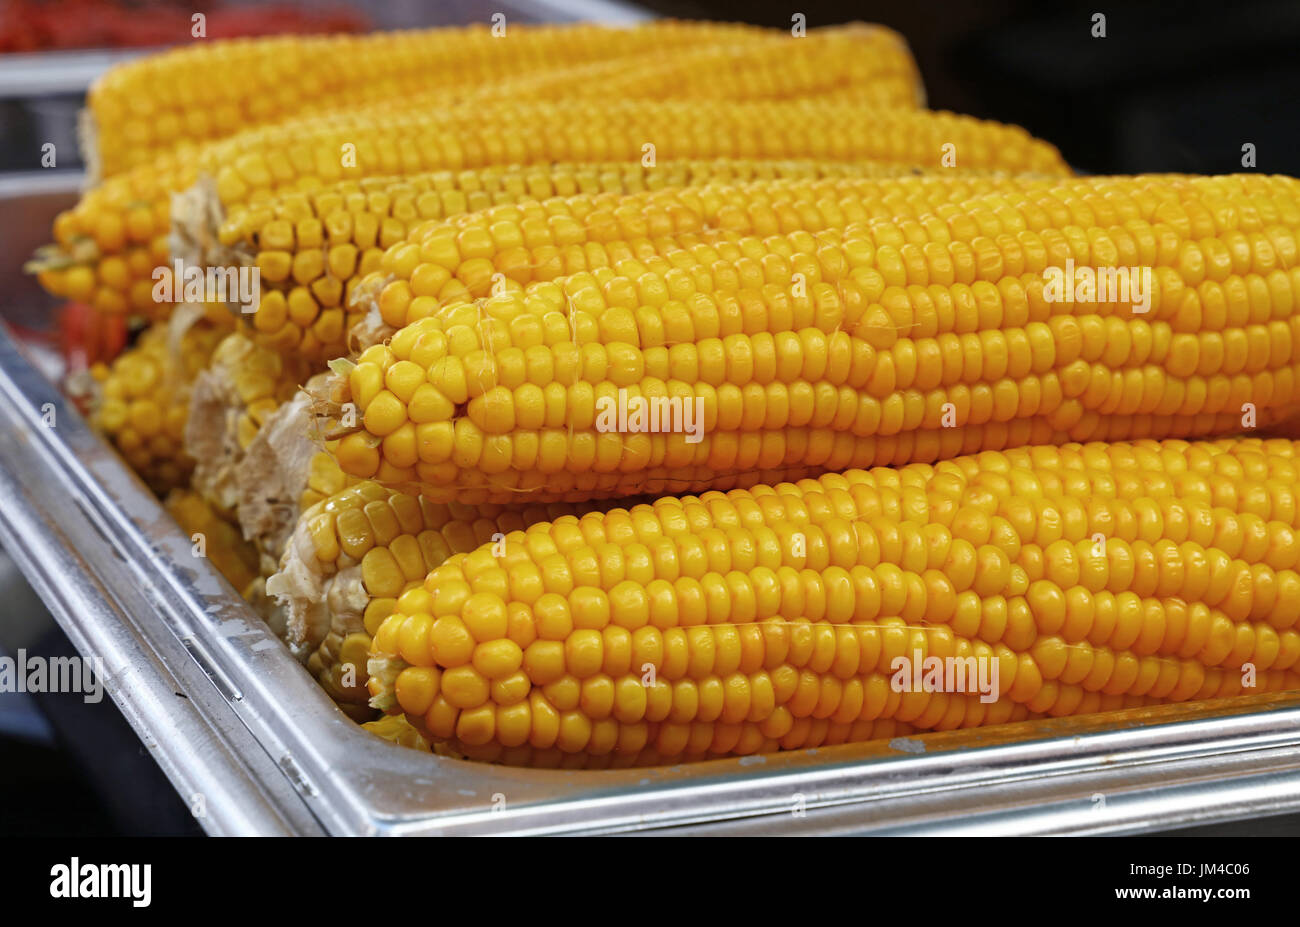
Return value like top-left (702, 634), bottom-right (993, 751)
top-left (0, 0), bottom-right (368, 53)
top-left (56, 298), bottom-right (127, 372)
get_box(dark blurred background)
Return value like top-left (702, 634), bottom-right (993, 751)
top-left (640, 0), bottom-right (1300, 176)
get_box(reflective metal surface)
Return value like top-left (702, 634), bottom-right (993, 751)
top-left (0, 49), bottom-right (146, 98)
top-left (3, 174), bottom-right (1300, 837)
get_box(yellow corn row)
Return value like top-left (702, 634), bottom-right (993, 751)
top-left (265, 480), bottom-right (628, 716)
top-left (351, 173), bottom-right (1061, 335)
top-left (465, 27), bottom-right (923, 109)
top-left (88, 316), bottom-right (230, 494)
top-left (328, 173), bottom-right (1300, 503)
top-left (195, 161), bottom-right (967, 364)
top-left (34, 100), bottom-right (1068, 318)
top-left (367, 437), bottom-right (1300, 767)
top-left (86, 20), bottom-right (790, 179)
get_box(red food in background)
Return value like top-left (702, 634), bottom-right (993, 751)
top-left (4, 301), bottom-right (125, 402)
top-left (0, 0), bottom-right (368, 52)
top-left (56, 299), bottom-right (126, 372)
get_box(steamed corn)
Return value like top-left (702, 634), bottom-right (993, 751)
top-left (368, 437), bottom-right (1300, 767)
top-left (59, 20), bottom-right (1300, 772)
top-left (351, 172), bottom-right (1063, 332)
top-left (36, 100), bottom-right (1068, 319)
top-left (184, 330), bottom-right (312, 517)
top-left (199, 162), bottom-right (973, 363)
top-left (86, 20), bottom-right (797, 178)
top-left (328, 173), bottom-right (1300, 503)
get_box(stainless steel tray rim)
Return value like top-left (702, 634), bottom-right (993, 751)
top-left (363, 694), bottom-right (1300, 834)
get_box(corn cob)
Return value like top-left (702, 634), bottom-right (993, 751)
top-left (266, 481), bottom-right (627, 716)
top-left (466, 28), bottom-right (923, 109)
top-left (187, 161), bottom-right (963, 364)
top-left (184, 378), bottom-right (365, 699)
top-left (327, 173), bottom-right (1300, 503)
top-left (367, 437), bottom-right (1300, 767)
top-left (85, 20), bottom-right (788, 179)
top-left (163, 490), bottom-right (262, 598)
top-left (350, 172), bottom-right (1062, 335)
top-left (89, 315), bottom-right (229, 494)
top-left (34, 100), bottom-right (1068, 319)
top-left (184, 330), bottom-right (312, 518)
top-left (160, 333), bottom-right (337, 609)
top-left (188, 393), bottom-right (361, 644)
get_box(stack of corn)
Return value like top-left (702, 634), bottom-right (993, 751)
top-left (341, 171), bottom-right (1300, 765)
top-left (33, 21), bottom-right (925, 319)
top-left (45, 19), bottom-right (1300, 766)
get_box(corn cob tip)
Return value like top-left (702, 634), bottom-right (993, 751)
top-left (232, 381), bottom-right (330, 559)
top-left (361, 712), bottom-right (432, 752)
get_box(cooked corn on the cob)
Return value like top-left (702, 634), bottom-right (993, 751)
top-left (463, 28), bottom-right (923, 109)
top-left (36, 100), bottom-right (1068, 318)
top-left (58, 17), bottom-right (1300, 777)
top-left (368, 437), bottom-right (1300, 767)
top-left (87, 20), bottom-right (803, 178)
top-left (350, 172), bottom-right (1062, 332)
top-left (184, 330), bottom-right (312, 518)
top-left (192, 161), bottom-right (970, 363)
top-left (328, 173), bottom-right (1300, 503)
top-left (230, 380), bottom-right (358, 576)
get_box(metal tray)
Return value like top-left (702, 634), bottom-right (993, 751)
top-left (4, 173), bottom-right (1300, 836)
